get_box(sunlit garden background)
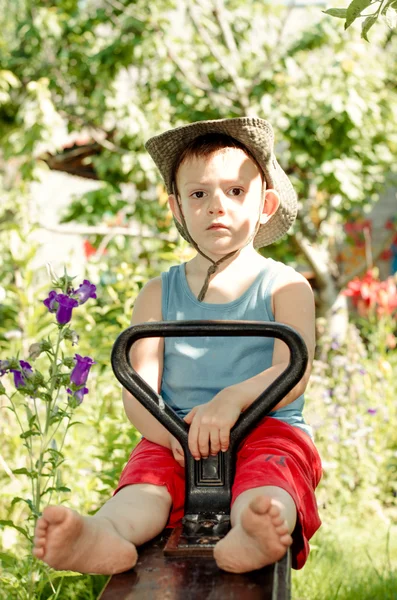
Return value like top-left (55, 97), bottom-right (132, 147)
top-left (0, 1), bottom-right (396, 598)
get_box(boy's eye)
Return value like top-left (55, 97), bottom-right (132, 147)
top-left (229, 187), bottom-right (243, 197)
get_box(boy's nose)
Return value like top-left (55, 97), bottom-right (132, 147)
top-left (207, 194), bottom-right (225, 215)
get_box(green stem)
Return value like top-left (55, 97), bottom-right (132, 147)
top-left (34, 326), bottom-right (63, 515)
top-left (46, 414), bottom-right (71, 506)
top-left (7, 394), bottom-right (36, 518)
top-left (32, 397), bottom-right (43, 436)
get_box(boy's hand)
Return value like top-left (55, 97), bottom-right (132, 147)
top-left (184, 389), bottom-right (244, 460)
top-left (169, 434), bottom-right (185, 468)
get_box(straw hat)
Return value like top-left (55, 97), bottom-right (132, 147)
top-left (145, 117), bottom-right (297, 248)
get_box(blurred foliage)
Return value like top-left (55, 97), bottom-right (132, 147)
top-left (307, 321), bottom-right (396, 518)
top-left (0, 0), bottom-right (397, 317)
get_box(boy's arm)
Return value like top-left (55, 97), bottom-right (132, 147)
top-left (229, 270), bottom-right (316, 412)
top-left (121, 277), bottom-right (171, 449)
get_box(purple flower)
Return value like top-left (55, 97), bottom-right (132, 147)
top-left (20, 360), bottom-right (33, 373)
top-left (67, 386), bottom-right (89, 406)
top-left (10, 360), bottom-right (33, 389)
top-left (55, 294), bottom-right (78, 325)
top-left (43, 290), bottom-right (59, 313)
top-left (70, 354), bottom-right (95, 386)
top-left (11, 370), bottom-right (25, 388)
top-left (73, 280), bottom-right (96, 305)
top-left (367, 408), bottom-right (377, 415)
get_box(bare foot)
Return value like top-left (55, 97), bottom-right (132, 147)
top-left (214, 496), bottom-right (292, 573)
top-left (33, 505), bottom-right (138, 574)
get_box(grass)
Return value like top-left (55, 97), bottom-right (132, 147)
top-left (292, 514), bottom-right (397, 600)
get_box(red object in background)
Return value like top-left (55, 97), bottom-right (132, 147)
top-left (385, 218), bottom-right (397, 231)
top-left (380, 249), bottom-right (393, 261)
top-left (344, 219), bottom-right (372, 247)
top-left (83, 240), bottom-right (97, 259)
top-left (342, 268), bottom-right (397, 317)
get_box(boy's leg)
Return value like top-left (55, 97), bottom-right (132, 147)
top-left (33, 483), bottom-right (172, 575)
top-left (214, 485), bottom-right (295, 573)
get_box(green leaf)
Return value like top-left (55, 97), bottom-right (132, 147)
top-left (0, 520), bottom-right (31, 540)
top-left (41, 486), bottom-right (71, 496)
top-left (361, 15), bottom-right (377, 40)
top-left (345, 0), bottom-right (372, 29)
top-left (20, 429), bottom-right (41, 439)
top-left (323, 8), bottom-right (348, 18)
top-left (12, 467), bottom-right (36, 478)
top-left (0, 551), bottom-right (18, 568)
top-left (11, 496), bottom-right (35, 511)
top-left (381, 0), bottom-right (397, 13)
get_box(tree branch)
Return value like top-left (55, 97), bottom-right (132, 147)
top-left (161, 34), bottom-right (213, 92)
top-left (213, 0), bottom-right (239, 61)
top-left (337, 230), bottom-right (396, 289)
top-left (293, 231), bottom-right (333, 291)
top-left (40, 223), bottom-right (175, 241)
top-left (187, 2), bottom-right (250, 112)
top-left (246, 2), bottom-right (295, 96)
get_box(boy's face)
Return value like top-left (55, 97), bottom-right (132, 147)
top-left (169, 148), bottom-right (279, 259)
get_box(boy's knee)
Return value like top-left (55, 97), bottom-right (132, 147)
top-left (113, 482), bottom-right (171, 506)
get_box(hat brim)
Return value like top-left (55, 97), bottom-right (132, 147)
top-left (146, 117), bottom-right (297, 248)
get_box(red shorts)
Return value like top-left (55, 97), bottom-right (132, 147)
top-left (115, 417), bottom-right (322, 569)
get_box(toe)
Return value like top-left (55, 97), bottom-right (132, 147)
top-left (34, 535), bottom-right (46, 546)
top-left (275, 522), bottom-right (289, 536)
top-left (250, 495), bottom-right (271, 515)
top-left (35, 518), bottom-right (48, 533)
top-left (280, 533), bottom-right (293, 545)
top-left (33, 546), bottom-right (45, 559)
top-left (269, 501), bottom-right (282, 518)
top-left (42, 505), bottom-right (66, 524)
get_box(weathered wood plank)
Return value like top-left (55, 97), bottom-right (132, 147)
top-left (99, 532), bottom-right (291, 600)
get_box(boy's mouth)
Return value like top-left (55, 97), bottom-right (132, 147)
top-left (207, 223), bottom-right (229, 230)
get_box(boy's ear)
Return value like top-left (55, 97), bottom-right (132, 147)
top-left (168, 194), bottom-right (183, 225)
top-left (260, 189), bottom-right (280, 224)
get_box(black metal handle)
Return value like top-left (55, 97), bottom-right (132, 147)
top-left (111, 320), bottom-right (308, 448)
top-left (111, 320), bottom-right (308, 520)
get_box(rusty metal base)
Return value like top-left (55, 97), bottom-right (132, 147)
top-left (164, 524), bottom-right (221, 557)
top-left (99, 530), bottom-right (291, 600)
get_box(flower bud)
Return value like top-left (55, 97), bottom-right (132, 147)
top-left (63, 329), bottom-right (79, 346)
top-left (0, 360), bottom-right (10, 376)
top-left (63, 357), bottom-right (76, 368)
top-left (28, 343), bottom-right (43, 360)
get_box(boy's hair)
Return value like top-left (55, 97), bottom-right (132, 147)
top-left (171, 133), bottom-right (265, 190)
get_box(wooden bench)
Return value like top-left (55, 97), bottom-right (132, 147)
top-left (99, 531), bottom-right (291, 600)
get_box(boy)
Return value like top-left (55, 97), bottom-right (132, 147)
top-left (33, 117), bottom-right (322, 575)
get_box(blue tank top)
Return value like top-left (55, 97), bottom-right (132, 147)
top-left (160, 259), bottom-right (312, 438)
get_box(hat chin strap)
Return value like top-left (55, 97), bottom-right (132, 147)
top-left (174, 184), bottom-right (264, 302)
